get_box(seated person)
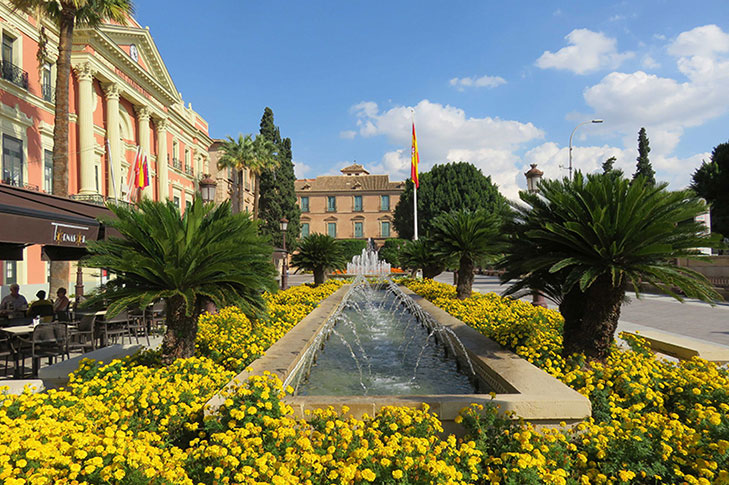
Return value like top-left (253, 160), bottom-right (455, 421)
top-left (53, 287), bottom-right (71, 321)
top-left (0, 283), bottom-right (28, 319)
top-left (29, 290), bottom-right (55, 322)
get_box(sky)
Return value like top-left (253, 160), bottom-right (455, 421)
top-left (136, 1), bottom-right (729, 200)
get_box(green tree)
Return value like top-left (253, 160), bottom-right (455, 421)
top-left (83, 196), bottom-right (276, 364)
top-left (430, 210), bottom-right (503, 299)
top-left (217, 134), bottom-right (255, 214)
top-left (400, 238), bottom-right (449, 278)
top-left (499, 172), bottom-right (720, 362)
top-left (691, 141), bottom-right (729, 240)
top-left (378, 238), bottom-right (407, 268)
top-left (633, 127), bottom-right (655, 184)
top-left (257, 107), bottom-right (300, 248)
top-left (291, 234), bottom-right (347, 286)
top-left (338, 239), bottom-right (368, 263)
top-left (11, 0), bottom-right (134, 296)
top-left (394, 162), bottom-right (508, 240)
top-left (602, 156), bottom-right (624, 180)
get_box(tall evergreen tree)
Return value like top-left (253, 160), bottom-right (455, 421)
top-left (691, 141), bottom-right (729, 240)
top-left (602, 156), bottom-right (616, 173)
top-left (257, 108), bottom-right (300, 248)
top-left (393, 162), bottom-right (508, 240)
top-left (633, 127), bottom-right (656, 184)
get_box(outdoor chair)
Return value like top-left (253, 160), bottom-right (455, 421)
top-left (101, 311), bottom-right (132, 346)
top-left (0, 334), bottom-right (15, 377)
top-left (68, 313), bottom-right (97, 354)
top-left (148, 301), bottom-right (166, 335)
top-left (127, 308), bottom-right (150, 346)
top-left (17, 323), bottom-right (69, 377)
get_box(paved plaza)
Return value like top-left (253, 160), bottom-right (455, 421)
top-left (287, 272), bottom-right (729, 348)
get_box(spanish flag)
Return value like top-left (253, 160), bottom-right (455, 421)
top-left (411, 122), bottom-right (419, 188)
top-left (137, 155), bottom-right (149, 189)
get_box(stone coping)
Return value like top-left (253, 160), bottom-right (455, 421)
top-left (206, 284), bottom-right (591, 427)
top-left (620, 322), bottom-right (729, 364)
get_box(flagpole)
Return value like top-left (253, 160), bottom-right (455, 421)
top-left (411, 109), bottom-right (418, 241)
top-left (106, 139), bottom-right (117, 200)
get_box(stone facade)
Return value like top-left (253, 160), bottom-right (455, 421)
top-left (295, 164), bottom-right (404, 247)
top-left (0, 6), bottom-right (213, 293)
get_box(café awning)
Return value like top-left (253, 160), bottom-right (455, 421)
top-left (0, 184), bottom-right (113, 260)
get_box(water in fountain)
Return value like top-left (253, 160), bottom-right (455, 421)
top-left (290, 276), bottom-right (484, 396)
top-left (346, 240), bottom-right (391, 275)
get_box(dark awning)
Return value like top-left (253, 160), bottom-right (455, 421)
top-left (0, 184), bottom-right (114, 260)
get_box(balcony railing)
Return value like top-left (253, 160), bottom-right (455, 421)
top-left (41, 82), bottom-right (55, 102)
top-left (0, 60), bottom-right (29, 90)
top-left (1, 177), bottom-right (39, 191)
top-left (171, 158), bottom-right (182, 170)
top-left (185, 164), bottom-right (194, 175)
top-left (69, 193), bottom-right (133, 209)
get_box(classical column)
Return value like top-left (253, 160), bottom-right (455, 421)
top-left (135, 105), bottom-right (153, 199)
top-left (156, 118), bottom-right (169, 200)
top-left (75, 63), bottom-right (96, 195)
top-left (103, 83), bottom-right (122, 200)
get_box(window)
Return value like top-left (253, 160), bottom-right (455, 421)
top-left (381, 221), bottom-right (391, 238)
top-left (327, 222), bottom-right (337, 238)
top-left (2, 135), bottom-right (23, 186)
top-left (1, 35), bottom-right (12, 64)
top-left (327, 196), bottom-right (336, 212)
top-left (380, 195), bottom-right (390, 211)
top-left (5, 261), bottom-right (16, 285)
top-left (185, 199), bottom-right (192, 211)
top-left (94, 165), bottom-right (100, 193)
top-left (1, 34), bottom-right (27, 90)
top-left (353, 195), bottom-right (362, 212)
top-left (44, 150), bottom-right (53, 194)
top-left (173, 195), bottom-right (180, 208)
top-left (354, 221), bottom-right (363, 238)
top-left (300, 196), bottom-right (309, 212)
top-left (185, 149), bottom-right (190, 172)
top-left (301, 223), bottom-right (310, 238)
top-left (41, 63), bottom-right (53, 101)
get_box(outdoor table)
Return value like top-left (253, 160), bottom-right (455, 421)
top-left (1, 324), bottom-right (35, 378)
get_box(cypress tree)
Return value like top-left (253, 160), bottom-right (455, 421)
top-left (633, 127), bottom-right (656, 184)
top-left (257, 107), bottom-right (301, 249)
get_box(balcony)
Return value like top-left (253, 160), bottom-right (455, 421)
top-left (41, 82), bottom-right (55, 102)
top-left (1, 177), bottom-right (38, 191)
top-left (171, 158), bottom-right (182, 171)
top-left (184, 164), bottom-right (194, 176)
top-left (0, 60), bottom-right (29, 90)
top-left (69, 193), bottom-right (133, 209)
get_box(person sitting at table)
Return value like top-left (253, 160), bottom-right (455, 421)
top-left (29, 290), bottom-right (54, 322)
top-left (53, 287), bottom-right (71, 321)
top-left (0, 283), bottom-right (28, 319)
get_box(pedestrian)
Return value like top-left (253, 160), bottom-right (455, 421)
top-left (0, 283), bottom-right (29, 319)
top-left (29, 290), bottom-right (54, 321)
top-left (53, 287), bottom-right (71, 321)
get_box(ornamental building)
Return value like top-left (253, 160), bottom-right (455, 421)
top-left (294, 163), bottom-right (404, 247)
top-left (0, 5), bottom-right (213, 296)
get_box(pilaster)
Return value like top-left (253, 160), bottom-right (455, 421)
top-left (135, 105), bottom-right (153, 199)
top-left (103, 82), bottom-right (122, 199)
top-left (156, 118), bottom-right (169, 200)
top-left (74, 62), bottom-right (96, 195)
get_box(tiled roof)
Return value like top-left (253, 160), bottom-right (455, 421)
top-left (295, 175), bottom-right (405, 192)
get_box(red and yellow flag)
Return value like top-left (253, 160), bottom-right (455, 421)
top-left (411, 122), bottom-right (419, 188)
top-left (136, 155), bottom-right (149, 189)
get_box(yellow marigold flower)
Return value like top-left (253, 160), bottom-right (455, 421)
top-left (361, 468), bottom-right (376, 482)
top-left (392, 469), bottom-right (404, 479)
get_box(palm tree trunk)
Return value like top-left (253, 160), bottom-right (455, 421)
top-left (230, 169), bottom-right (240, 214)
top-left (253, 173), bottom-right (260, 219)
top-left (561, 275), bottom-right (624, 362)
top-left (455, 257), bottom-right (474, 300)
top-left (161, 295), bottom-right (201, 364)
top-left (49, 10), bottom-right (75, 295)
top-left (313, 268), bottom-right (325, 287)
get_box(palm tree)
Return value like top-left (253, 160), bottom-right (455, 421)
top-left (499, 172), bottom-right (721, 362)
top-left (10, 0), bottom-right (134, 197)
top-left (400, 238), bottom-right (449, 279)
top-left (217, 134), bottom-right (278, 217)
top-left (430, 210), bottom-right (503, 299)
top-left (291, 234), bottom-right (347, 286)
top-left (83, 196), bottom-right (277, 364)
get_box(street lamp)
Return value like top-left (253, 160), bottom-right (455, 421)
top-left (524, 164), bottom-right (547, 308)
top-left (568, 119), bottom-right (603, 180)
top-left (524, 163), bottom-right (543, 194)
top-left (199, 174), bottom-right (217, 203)
top-left (280, 217), bottom-right (288, 290)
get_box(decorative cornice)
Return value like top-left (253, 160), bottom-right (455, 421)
top-left (0, 102), bottom-right (34, 128)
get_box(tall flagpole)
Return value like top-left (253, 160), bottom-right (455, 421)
top-left (411, 109), bottom-right (418, 241)
top-left (106, 139), bottom-right (118, 200)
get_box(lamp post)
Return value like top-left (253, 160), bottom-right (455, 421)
top-left (280, 217), bottom-right (288, 290)
top-left (569, 119), bottom-right (603, 180)
top-left (199, 174), bottom-right (217, 203)
top-left (524, 164), bottom-right (547, 308)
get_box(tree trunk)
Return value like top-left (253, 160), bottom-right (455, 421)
top-left (313, 268), bottom-right (325, 287)
top-left (49, 261), bottom-right (69, 301)
top-left (52, 9), bottom-right (75, 198)
top-left (230, 169), bottom-right (241, 214)
top-left (561, 275), bottom-right (625, 362)
top-left (253, 173), bottom-right (260, 219)
top-left (455, 257), bottom-right (474, 300)
top-left (161, 295), bottom-right (201, 365)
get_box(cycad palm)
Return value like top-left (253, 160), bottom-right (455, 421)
top-left (400, 238), bottom-right (449, 279)
top-left (430, 210), bottom-right (503, 299)
top-left (291, 234), bottom-right (347, 286)
top-left (83, 196), bottom-right (276, 364)
top-left (500, 172), bottom-right (720, 362)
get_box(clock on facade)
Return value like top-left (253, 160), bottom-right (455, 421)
top-left (129, 44), bottom-right (139, 62)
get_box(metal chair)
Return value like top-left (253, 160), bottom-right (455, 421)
top-left (67, 313), bottom-right (97, 353)
top-left (127, 308), bottom-right (150, 346)
top-left (0, 334), bottom-right (15, 377)
top-left (101, 311), bottom-right (132, 346)
top-left (17, 323), bottom-right (69, 376)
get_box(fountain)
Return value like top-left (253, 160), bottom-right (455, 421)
top-left (346, 239), bottom-right (391, 275)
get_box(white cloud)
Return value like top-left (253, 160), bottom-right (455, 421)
top-left (350, 99), bottom-right (544, 199)
top-left (536, 28), bottom-right (634, 74)
top-left (339, 130), bottom-right (356, 139)
top-left (667, 24), bottom-right (729, 59)
top-left (641, 55), bottom-right (659, 69)
top-left (449, 75), bottom-right (506, 90)
top-left (293, 160), bottom-right (311, 179)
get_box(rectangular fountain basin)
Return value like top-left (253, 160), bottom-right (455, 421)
top-left (207, 284), bottom-right (591, 431)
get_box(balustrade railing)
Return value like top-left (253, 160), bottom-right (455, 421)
top-left (1, 177), bottom-right (38, 191)
top-left (171, 158), bottom-right (182, 170)
top-left (41, 82), bottom-right (54, 102)
top-left (0, 60), bottom-right (29, 90)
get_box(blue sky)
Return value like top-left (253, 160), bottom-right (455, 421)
top-left (136, 1), bottom-right (729, 199)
